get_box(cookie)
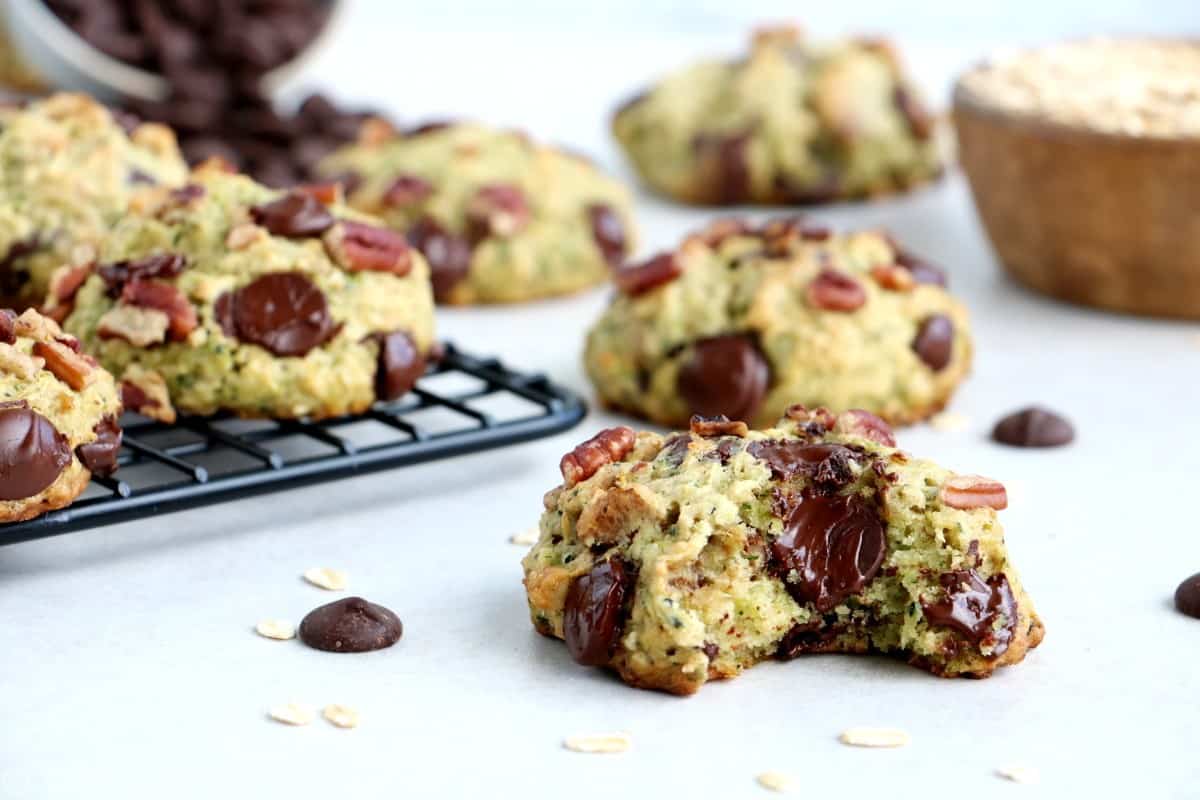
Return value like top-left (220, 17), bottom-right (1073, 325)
top-left (58, 162), bottom-right (436, 420)
top-left (317, 121), bottom-right (636, 304)
top-left (612, 26), bottom-right (943, 205)
top-left (0, 93), bottom-right (188, 310)
top-left (0, 308), bottom-right (122, 523)
top-left (584, 217), bottom-right (971, 428)
top-left (523, 407), bottom-right (1043, 694)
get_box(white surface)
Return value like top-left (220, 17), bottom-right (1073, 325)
top-left (4, 7), bottom-right (1200, 799)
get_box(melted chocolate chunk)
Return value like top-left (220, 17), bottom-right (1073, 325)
top-left (563, 559), bottom-right (631, 666)
top-left (98, 253), bottom-right (187, 295)
top-left (912, 314), bottom-right (954, 371)
top-left (775, 618), bottom-right (844, 659)
top-left (746, 441), bottom-right (858, 490)
top-left (374, 331), bottom-right (425, 402)
top-left (249, 193), bottom-right (335, 238)
top-left (1175, 573), bottom-right (1200, 619)
top-left (0, 406), bottom-right (71, 501)
top-left (228, 272), bottom-right (337, 357)
top-left (992, 407), bottom-right (1075, 448)
top-left (677, 334), bottom-right (770, 423)
top-left (587, 204), bottom-right (626, 268)
top-left (921, 569), bottom-right (1017, 657)
top-left (657, 433), bottom-right (691, 467)
top-left (298, 596), bottom-right (403, 653)
top-left (75, 415), bottom-right (122, 477)
top-left (407, 217), bottom-right (472, 302)
top-left (770, 492), bottom-right (886, 613)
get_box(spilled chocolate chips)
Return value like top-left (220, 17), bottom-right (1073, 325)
top-left (298, 596), bottom-right (403, 653)
top-left (217, 272), bottom-right (337, 357)
top-left (992, 407), bottom-right (1075, 448)
top-left (0, 404), bottom-right (71, 501)
top-left (1175, 573), bottom-right (1200, 620)
top-left (563, 559), bottom-right (632, 666)
top-left (921, 569), bottom-right (1017, 657)
top-left (677, 334), bottom-right (770, 423)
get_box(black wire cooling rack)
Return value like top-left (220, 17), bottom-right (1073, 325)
top-left (0, 343), bottom-right (586, 547)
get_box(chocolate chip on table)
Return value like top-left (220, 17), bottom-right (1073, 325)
top-left (921, 569), bottom-right (1017, 656)
top-left (614, 252), bottom-right (683, 296)
top-left (224, 272), bottom-right (337, 357)
top-left (1175, 573), bottom-right (1200, 619)
top-left (298, 596), bottom-right (403, 653)
top-left (250, 193), bottom-right (335, 238)
top-left (677, 334), bottom-right (771, 423)
top-left (770, 491), bottom-right (886, 613)
top-left (992, 407), bottom-right (1075, 448)
top-left (563, 559), bottom-right (631, 666)
top-left (0, 405), bottom-right (71, 501)
top-left (374, 331), bottom-right (425, 402)
top-left (406, 218), bottom-right (473, 302)
top-left (912, 314), bottom-right (954, 371)
top-left (587, 204), bottom-right (627, 268)
top-left (75, 415), bottom-right (122, 476)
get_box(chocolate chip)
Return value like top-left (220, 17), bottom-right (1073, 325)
top-left (992, 407), bottom-right (1075, 448)
top-left (0, 406), bottom-right (71, 501)
top-left (0, 309), bottom-right (15, 344)
top-left (921, 569), bottom-right (1017, 657)
top-left (614, 252), bottom-right (683, 296)
top-left (912, 314), bottom-right (954, 371)
top-left (407, 218), bottom-right (472, 302)
top-left (677, 334), bottom-right (770, 423)
top-left (374, 331), bottom-right (425, 402)
top-left (383, 174), bottom-right (434, 208)
top-left (298, 596), bottom-right (403, 653)
top-left (693, 130), bottom-right (752, 203)
top-left (563, 559), bottom-right (631, 666)
top-left (746, 441), bottom-right (859, 487)
top-left (894, 248), bottom-right (947, 287)
top-left (657, 433), bottom-right (691, 467)
top-left (250, 193), bottom-right (335, 238)
top-left (1174, 573), bottom-right (1200, 619)
top-left (587, 204), bottom-right (626, 268)
top-left (770, 492), bottom-right (886, 612)
top-left (75, 415), bottom-right (122, 477)
top-left (98, 253), bottom-right (187, 295)
top-left (228, 272), bottom-right (337, 357)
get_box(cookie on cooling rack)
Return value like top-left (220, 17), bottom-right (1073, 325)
top-left (0, 308), bottom-right (122, 523)
top-left (523, 407), bottom-right (1043, 694)
top-left (318, 121), bottom-right (636, 304)
top-left (56, 161), bottom-right (436, 420)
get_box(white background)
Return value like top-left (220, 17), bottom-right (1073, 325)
top-left (3, 2), bottom-right (1200, 798)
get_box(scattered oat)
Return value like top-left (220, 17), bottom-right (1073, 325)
top-left (563, 733), bottom-right (632, 754)
top-left (996, 765), bottom-right (1040, 784)
top-left (323, 704), bottom-right (360, 729)
top-left (255, 619), bottom-right (295, 640)
top-left (929, 411), bottom-right (970, 432)
top-left (838, 727), bottom-right (911, 748)
top-left (268, 703), bottom-right (314, 726)
top-left (509, 527), bottom-right (539, 546)
top-left (304, 567), bottom-right (348, 591)
top-left (756, 771), bottom-right (793, 792)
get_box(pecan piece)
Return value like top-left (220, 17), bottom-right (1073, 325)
top-left (806, 269), bottom-right (866, 312)
top-left (834, 410), bottom-right (896, 447)
top-left (689, 414), bottom-right (749, 438)
top-left (324, 221), bottom-right (412, 276)
top-left (14, 308), bottom-right (62, 342)
top-left (97, 305), bottom-right (170, 347)
top-left (295, 182), bottom-right (343, 206)
top-left (940, 475), bottom-right (1008, 511)
top-left (870, 264), bottom-right (915, 292)
top-left (382, 175), bottom-right (434, 208)
top-left (48, 262), bottom-right (94, 304)
top-left (33, 339), bottom-right (94, 390)
top-left (560, 427), bottom-right (637, 488)
top-left (120, 366), bottom-right (176, 424)
top-left (120, 280), bottom-right (197, 341)
top-left (225, 223), bottom-right (267, 251)
top-left (465, 184), bottom-right (531, 240)
top-left (614, 252), bottom-right (682, 296)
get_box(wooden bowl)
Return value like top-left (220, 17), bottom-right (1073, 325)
top-left (954, 79), bottom-right (1200, 319)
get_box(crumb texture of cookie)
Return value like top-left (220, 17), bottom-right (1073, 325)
top-left (61, 163), bottom-right (436, 420)
top-left (612, 26), bottom-right (944, 205)
top-left (522, 407), bottom-right (1043, 695)
top-left (317, 121), bottom-right (637, 304)
top-left (0, 93), bottom-right (188, 309)
top-left (584, 217), bottom-right (971, 428)
top-left (0, 308), bottom-right (122, 523)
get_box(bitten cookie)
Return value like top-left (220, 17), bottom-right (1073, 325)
top-left (584, 217), bottom-right (971, 428)
top-left (57, 162), bottom-right (436, 420)
top-left (0, 308), bottom-right (122, 523)
top-left (523, 407), bottom-right (1043, 695)
top-left (317, 121), bottom-right (636, 304)
top-left (0, 93), bottom-right (187, 310)
top-left (612, 26), bottom-right (943, 205)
